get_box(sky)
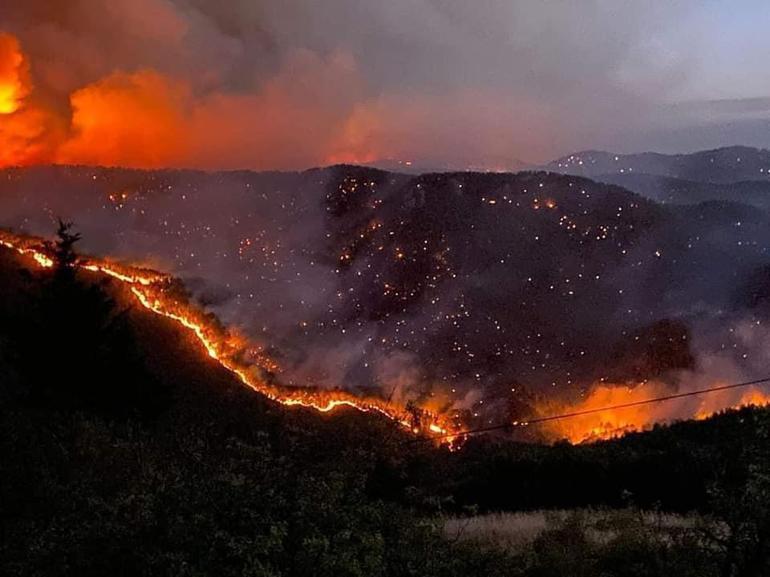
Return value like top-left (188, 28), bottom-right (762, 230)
top-left (1, 0), bottom-right (770, 171)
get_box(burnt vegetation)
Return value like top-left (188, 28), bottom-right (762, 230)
top-left (1, 232), bottom-right (770, 576)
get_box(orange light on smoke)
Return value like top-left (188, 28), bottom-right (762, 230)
top-left (57, 70), bottom-right (190, 168)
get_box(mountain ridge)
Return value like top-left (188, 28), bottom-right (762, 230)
top-left (548, 145), bottom-right (770, 183)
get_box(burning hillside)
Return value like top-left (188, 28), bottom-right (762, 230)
top-left (0, 229), bottom-right (457, 441)
top-left (4, 226), bottom-right (770, 447)
top-left (534, 380), bottom-right (770, 444)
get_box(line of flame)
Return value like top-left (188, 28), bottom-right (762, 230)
top-left (0, 231), bottom-right (457, 442)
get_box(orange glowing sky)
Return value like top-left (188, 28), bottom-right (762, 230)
top-left (0, 33), bottom-right (39, 167)
top-left (0, 29), bottom-right (540, 171)
top-left (3, 2), bottom-right (770, 171)
top-left (0, 29), bottom-right (357, 170)
top-left (3, 36), bottom-right (361, 169)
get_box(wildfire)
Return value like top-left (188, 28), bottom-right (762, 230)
top-left (0, 230), bottom-right (457, 443)
top-left (537, 381), bottom-right (770, 444)
top-left (0, 238), bottom-right (54, 268)
top-left (0, 34), bottom-right (28, 115)
top-left (5, 229), bottom-right (768, 448)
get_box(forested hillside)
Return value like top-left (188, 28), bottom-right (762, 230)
top-left (2, 233), bottom-right (770, 576)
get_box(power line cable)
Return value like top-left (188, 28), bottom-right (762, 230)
top-left (428, 375), bottom-right (770, 442)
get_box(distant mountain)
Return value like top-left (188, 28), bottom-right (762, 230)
top-left (548, 146), bottom-right (770, 184)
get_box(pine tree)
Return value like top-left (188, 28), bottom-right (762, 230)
top-left (50, 219), bottom-right (82, 284)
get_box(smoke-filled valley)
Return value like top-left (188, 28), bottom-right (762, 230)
top-left (4, 148), bottom-right (770, 441)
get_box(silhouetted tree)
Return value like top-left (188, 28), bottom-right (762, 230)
top-left (53, 219), bottom-right (81, 270)
top-left (39, 218), bottom-right (82, 289)
top-left (10, 223), bottom-right (168, 418)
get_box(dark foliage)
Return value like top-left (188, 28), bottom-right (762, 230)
top-left (2, 224), bottom-right (168, 418)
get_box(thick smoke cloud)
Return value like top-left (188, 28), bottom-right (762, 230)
top-left (2, 1), bottom-right (766, 170)
top-left (0, 32), bottom-right (63, 166)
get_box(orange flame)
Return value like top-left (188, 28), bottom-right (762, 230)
top-left (0, 33), bottom-right (29, 115)
top-left (0, 230), bottom-right (457, 442)
top-left (537, 381), bottom-right (770, 444)
top-left (0, 33), bottom-right (63, 168)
